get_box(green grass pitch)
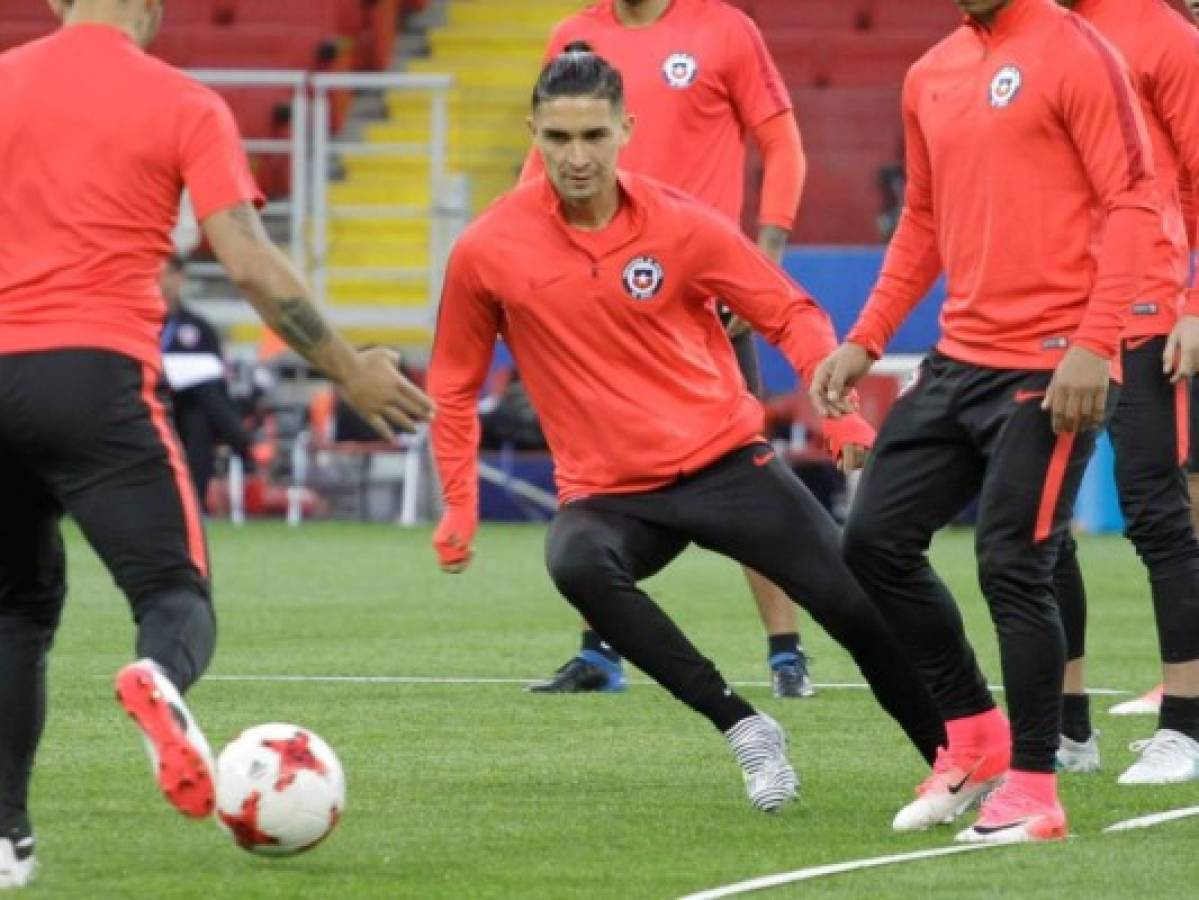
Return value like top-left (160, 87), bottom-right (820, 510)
top-left (22, 522), bottom-right (1199, 897)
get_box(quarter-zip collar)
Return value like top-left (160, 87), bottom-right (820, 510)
top-left (539, 170), bottom-right (649, 261)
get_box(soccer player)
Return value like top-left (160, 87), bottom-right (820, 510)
top-left (813, 0), bottom-right (1158, 842)
top-left (0, 0), bottom-right (432, 886)
top-left (429, 48), bottom-right (948, 813)
top-left (1048, 0), bottom-right (1199, 785)
top-left (520, 0), bottom-right (815, 698)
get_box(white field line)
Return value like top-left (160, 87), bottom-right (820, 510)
top-left (1103, 805), bottom-right (1199, 833)
top-left (202, 675), bottom-right (1131, 695)
top-left (678, 844), bottom-right (1005, 900)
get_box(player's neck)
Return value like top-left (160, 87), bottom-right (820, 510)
top-left (970, 0), bottom-right (1017, 28)
top-left (614, 0), bottom-right (673, 28)
top-left (560, 186), bottom-right (622, 232)
top-left (61, 3), bottom-right (140, 43)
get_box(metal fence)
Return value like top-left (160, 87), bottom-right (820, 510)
top-left (188, 69), bottom-right (465, 343)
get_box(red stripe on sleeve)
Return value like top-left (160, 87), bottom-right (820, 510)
top-left (140, 362), bottom-right (209, 578)
top-left (1070, 17), bottom-right (1148, 186)
top-left (1177, 378), bottom-right (1191, 467)
top-left (736, 13), bottom-right (789, 115)
top-left (1034, 432), bottom-right (1078, 543)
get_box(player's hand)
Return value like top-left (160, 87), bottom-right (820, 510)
top-left (822, 412), bottom-right (875, 472)
top-left (839, 443), bottom-right (869, 474)
top-left (810, 343), bottom-right (873, 417)
top-left (434, 506), bottom-right (477, 573)
top-left (339, 348), bottom-right (434, 440)
top-left (1163, 315), bottom-right (1199, 384)
top-left (724, 314), bottom-right (751, 339)
top-left (1043, 346), bottom-right (1110, 434)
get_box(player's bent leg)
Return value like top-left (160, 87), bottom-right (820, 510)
top-left (43, 356), bottom-right (218, 819)
top-left (544, 503), bottom-right (796, 812)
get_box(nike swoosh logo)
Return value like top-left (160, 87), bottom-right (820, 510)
top-left (947, 758), bottom-right (984, 794)
top-left (1014, 389), bottom-right (1045, 404)
top-left (971, 817), bottom-right (1032, 835)
top-left (753, 451), bottom-right (776, 467)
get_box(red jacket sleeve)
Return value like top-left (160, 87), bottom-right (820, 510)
top-left (427, 237), bottom-right (502, 512)
top-left (847, 72), bottom-right (941, 358)
top-left (1150, 18), bottom-right (1199, 314)
top-left (688, 205), bottom-right (835, 388)
top-left (724, 9), bottom-right (792, 130)
top-left (1061, 21), bottom-right (1159, 358)
top-left (750, 112), bottom-right (805, 231)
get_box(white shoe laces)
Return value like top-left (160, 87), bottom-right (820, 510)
top-left (1129, 731), bottom-right (1198, 762)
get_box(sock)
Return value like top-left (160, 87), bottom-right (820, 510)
top-left (1060, 693), bottom-right (1092, 743)
top-left (945, 705), bottom-right (1007, 750)
top-left (580, 629), bottom-right (621, 665)
top-left (767, 632), bottom-right (801, 670)
top-left (705, 691), bottom-right (759, 733)
top-left (1159, 695), bottom-right (1199, 742)
top-left (1006, 769), bottom-right (1059, 806)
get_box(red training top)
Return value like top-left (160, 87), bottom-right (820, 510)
top-left (848, 0), bottom-right (1159, 370)
top-left (0, 24), bottom-right (262, 368)
top-left (1074, 0), bottom-right (1199, 335)
top-left (429, 172), bottom-right (872, 508)
top-left (521, 0), bottom-right (795, 227)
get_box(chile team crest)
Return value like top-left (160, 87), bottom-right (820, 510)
top-left (622, 256), bottom-right (665, 300)
top-left (988, 65), bottom-right (1022, 108)
top-left (662, 52), bottom-right (699, 89)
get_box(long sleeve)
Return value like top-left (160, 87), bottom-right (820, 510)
top-left (689, 207), bottom-right (836, 387)
top-left (1151, 21), bottom-right (1199, 313)
top-left (847, 74), bottom-right (941, 358)
top-left (750, 112), bottom-right (805, 231)
top-left (427, 239), bottom-right (502, 511)
top-left (1062, 22), bottom-right (1159, 357)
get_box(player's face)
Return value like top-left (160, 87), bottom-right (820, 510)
top-left (529, 97), bottom-right (633, 204)
top-left (952, 0), bottom-right (1013, 19)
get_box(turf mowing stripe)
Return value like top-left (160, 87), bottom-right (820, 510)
top-left (200, 675), bottom-right (1130, 694)
top-left (677, 844), bottom-right (1006, 899)
top-left (1103, 806), bottom-right (1199, 833)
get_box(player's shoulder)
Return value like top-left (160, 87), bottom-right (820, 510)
top-left (454, 179), bottom-right (546, 253)
top-left (625, 172), bottom-right (730, 234)
top-left (906, 24), bottom-right (974, 84)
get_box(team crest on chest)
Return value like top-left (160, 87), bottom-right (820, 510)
top-left (988, 65), bottom-right (1022, 108)
top-left (662, 52), bottom-right (699, 89)
top-left (622, 256), bottom-right (665, 300)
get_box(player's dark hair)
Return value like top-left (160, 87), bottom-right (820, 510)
top-left (531, 41), bottom-right (624, 110)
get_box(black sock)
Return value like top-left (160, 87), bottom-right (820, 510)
top-left (767, 632), bottom-right (800, 668)
top-left (581, 629), bottom-right (621, 665)
top-left (701, 691), bottom-right (759, 733)
top-left (1159, 695), bottom-right (1199, 742)
top-left (1061, 693), bottom-right (1091, 743)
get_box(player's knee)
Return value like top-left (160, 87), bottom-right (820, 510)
top-left (546, 531), bottom-right (624, 602)
top-left (1124, 507), bottom-right (1199, 573)
top-left (843, 513), bottom-right (901, 577)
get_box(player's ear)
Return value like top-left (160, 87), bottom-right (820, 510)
top-left (526, 114), bottom-right (537, 139)
top-left (620, 111), bottom-right (635, 148)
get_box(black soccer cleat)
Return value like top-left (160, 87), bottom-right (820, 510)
top-left (771, 652), bottom-right (815, 699)
top-left (526, 656), bottom-right (627, 693)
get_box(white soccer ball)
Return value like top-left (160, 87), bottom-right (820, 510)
top-left (214, 723), bottom-right (346, 856)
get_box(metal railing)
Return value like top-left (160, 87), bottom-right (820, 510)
top-left (186, 70), bottom-right (467, 342)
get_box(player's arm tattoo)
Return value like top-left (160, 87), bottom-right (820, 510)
top-left (274, 298), bottom-right (330, 354)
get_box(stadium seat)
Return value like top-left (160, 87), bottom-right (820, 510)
top-left (865, 1), bottom-right (963, 33)
top-left (793, 86), bottom-right (902, 153)
top-left (733, 0), bottom-right (871, 30)
top-left (791, 148), bottom-right (895, 245)
top-left (227, 0), bottom-right (341, 29)
top-left (6, 0), bottom-right (61, 22)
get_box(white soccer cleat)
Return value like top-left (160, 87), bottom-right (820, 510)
top-left (115, 659), bottom-right (216, 818)
top-left (893, 746), bottom-right (1007, 832)
top-left (1056, 732), bottom-right (1100, 774)
top-left (1109, 685), bottom-right (1163, 717)
top-left (724, 713), bottom-right (798, 813)
top-left (0, 836), bottom-right (36, 890)
top-left (1117, 729), bottom-right (1199, 785)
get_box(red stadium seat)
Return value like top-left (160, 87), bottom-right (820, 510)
top-left (822, 32), bottom-right (934, 88)
top-left (734, 0), bottom-right (871, 30)
top-left (791, 148), bottom-right (895, 245)
top-left (6, 0), bottom-right (59, 23)
top-left (0, 23), bottom-right (50, 54)
top-left (793, 87), bottom-right (902, 153)
top-left (229, 0), bottom-right (341, 29)
top-left (151, 26), bottom-right (332, 69)
top-left (865, 1), bottom-right (963, 34)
